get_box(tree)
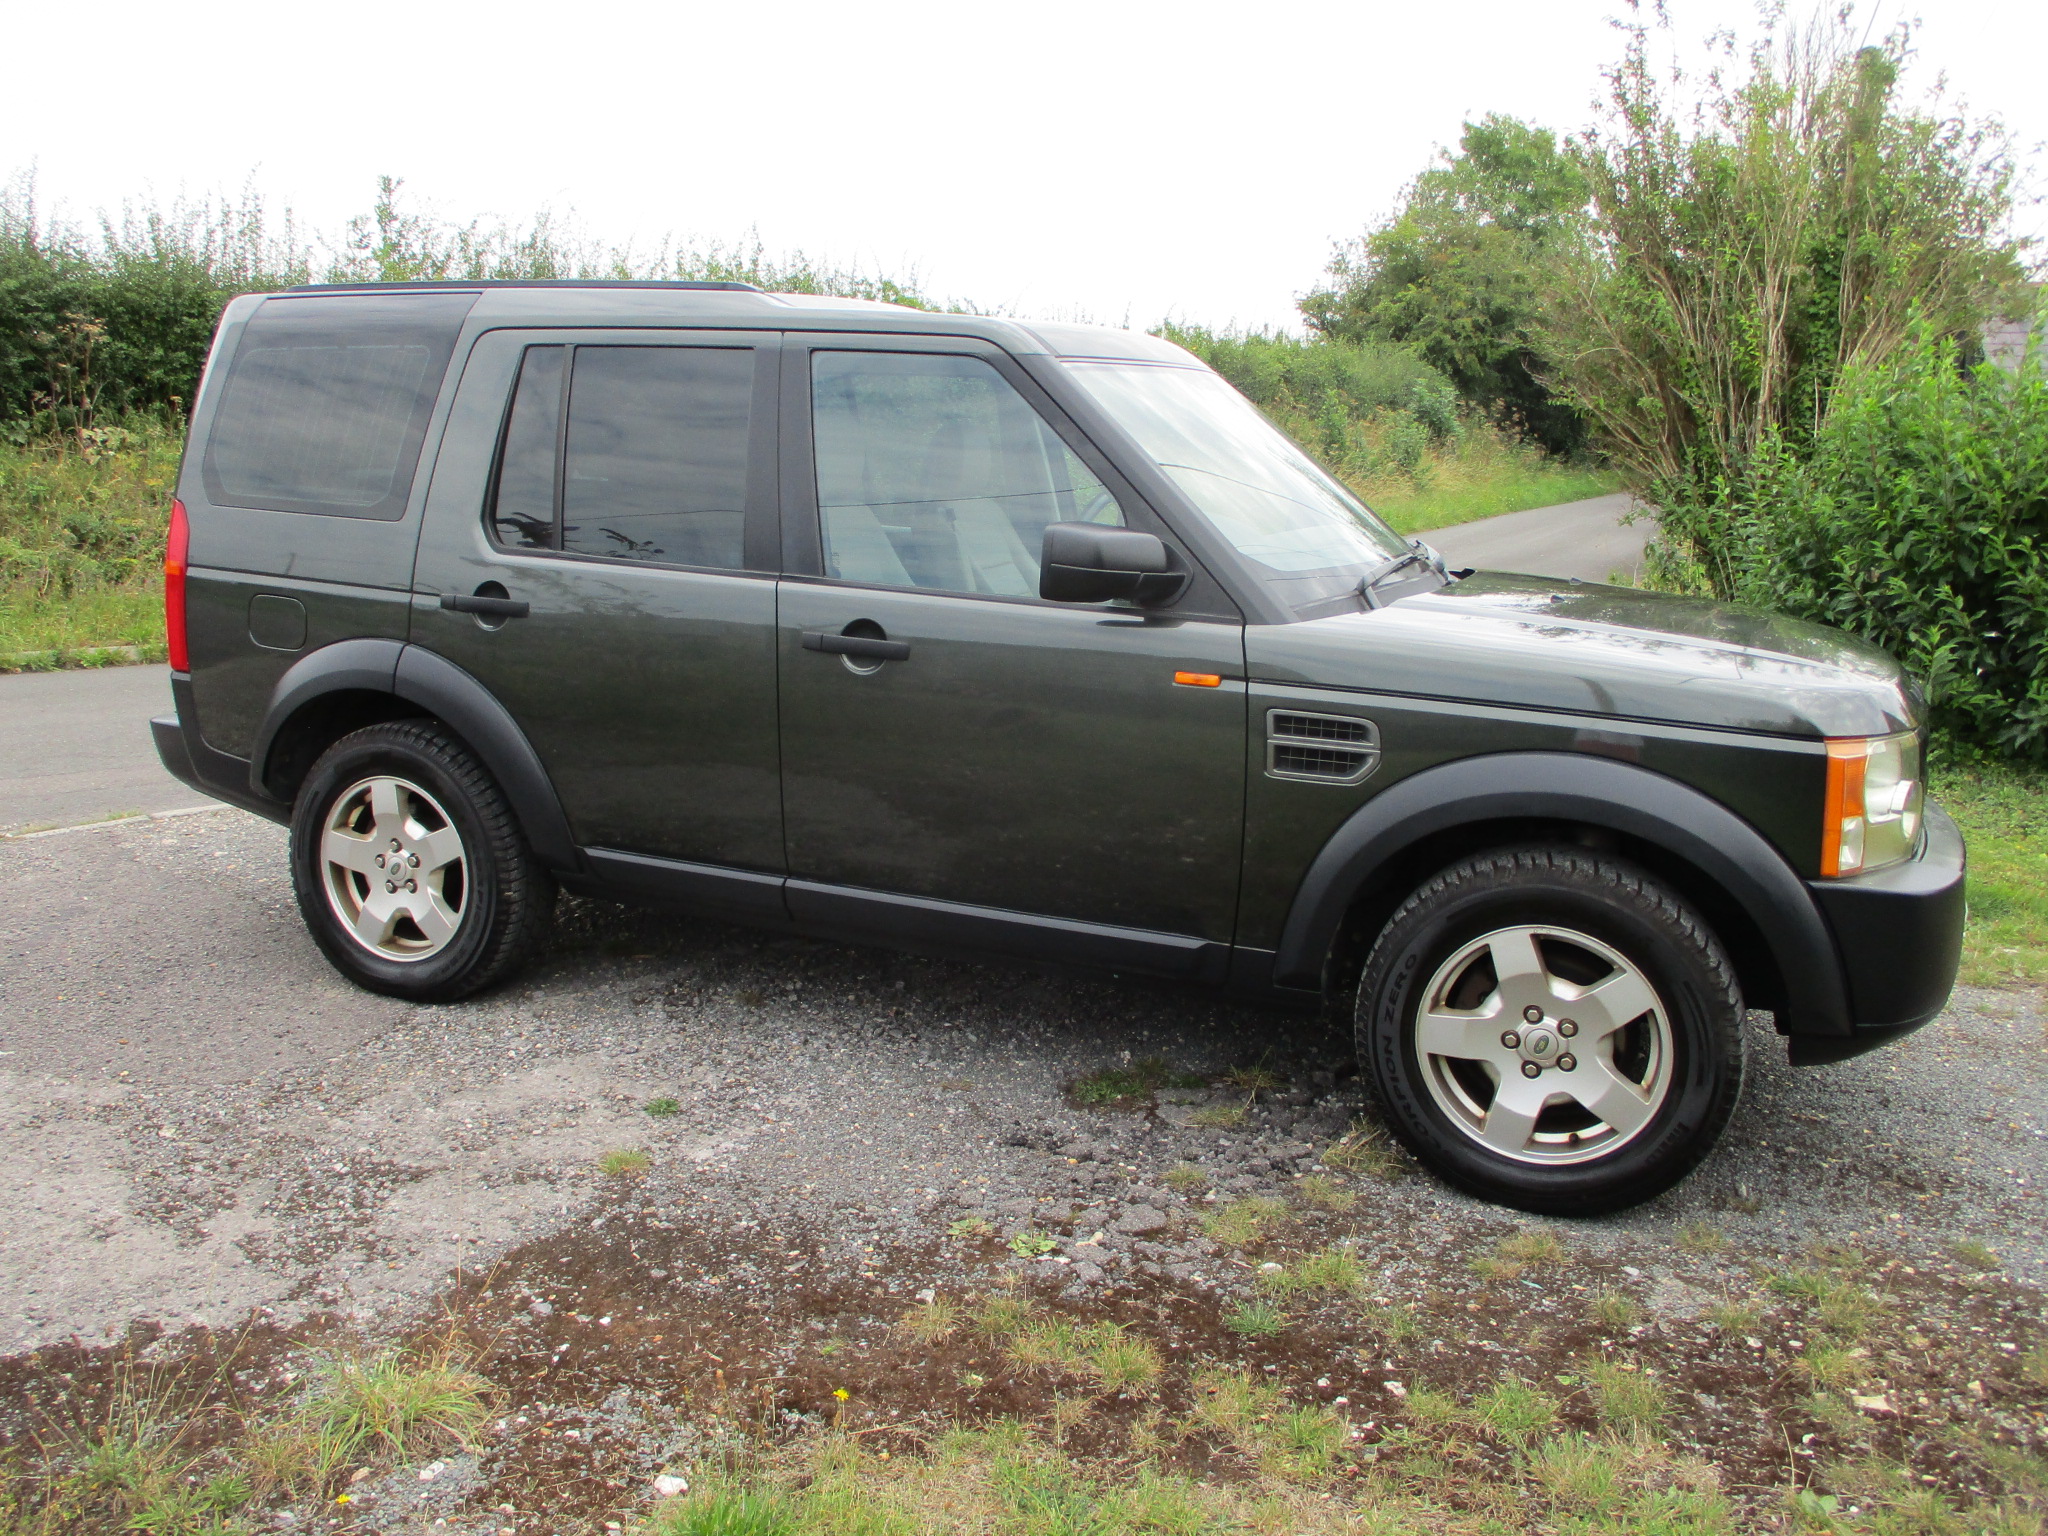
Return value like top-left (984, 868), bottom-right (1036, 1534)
top-left (1538, 10), bottom-right (2030, 592)
top-left (1302, 115), bottom-right (1590, 454)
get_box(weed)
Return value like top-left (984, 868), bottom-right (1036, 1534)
top-left (1796, 1344), bottom-right (1863, 1389)
top-left (1527, 1432), bottom-right (1629, 1513)
top-left (298, 1345), bottom-right (492, 1478)
top-left (1162, 1163), bottom-right (1207, 1192)
top-left (1675, 1220), bottom-right (1726, 1255)
top-left (1499, 1228), bottom-right (1567, 1265)
top-left (894, 1295), bottom-right (960, 1345)
top-left (972, 1293), bottom-right (1042, 1339)
top-left (1588, 1290), bottom-right (1643, 1331)
top-left (1091, 1335), bottom-right (1164, 1393)
top-left (1471, 1378), bottom-right (1558, 1445)
top-left (1768, 1267), bottom-right (1884, 1341)
top-left (642, 1095), bottom-right (682, 1117)
top-left (1201, 1196), bottom-right (1287, 1247)
top-left (1223, 1299), bottom-right (1286, 1337)
top-left (1069, 1057), bottom-right (1202, 1107)
top-left (1321, 1119), bottom-right (1403, 1179)
top-left (1703, 1299), bottom-right (1762, 1333)
top-left (1584, 1359), bottom-right (1668, 1439)
top-left (1187, 1104), bottom-right (1247, 1129)
top-left (1007, 1230), bottom-right (1057, 1259)
top-left (1293, 1173), bottom-right (1356, 1212)
top-left (1261, 1245), bottom-right (1364, 1296)
top-left (947, 1216), bottom-right (994, 1241)
top-left (598, 1148), bottom-right (650, 1176)
top-left (646, 1488), bottom-right (799, 1535)
top-left (1950, 1238), bottom-right (2001, 1271)
top-left (1372, 1302), bottom-right (1421, 1344)
top-left (2022, 1345), bottom-right (2048, 1388)
top-left (1404, 1385), bottom-right (1461, 1427)
top-left (1220, 1062), bottom-right (1283, 1096)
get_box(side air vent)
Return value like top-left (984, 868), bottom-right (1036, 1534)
top-left (1266, 710), bottom-right (1380, 785)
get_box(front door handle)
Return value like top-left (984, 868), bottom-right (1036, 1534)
top-left (802, 630), bottom-right (910, 662)
top-left (442, 592), bottom-right (530, 618)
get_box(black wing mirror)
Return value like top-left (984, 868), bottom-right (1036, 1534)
top-left (1039, 523), bottom-right (1188, 605)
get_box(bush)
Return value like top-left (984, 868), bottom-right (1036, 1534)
top-left (1714, 334), bottom-right (2048, 758)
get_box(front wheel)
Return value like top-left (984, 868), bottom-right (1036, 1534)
top-left (1355, 846), bottom-right (1743, 1215)
top-left (290, 721), bottom-right (553, 1001)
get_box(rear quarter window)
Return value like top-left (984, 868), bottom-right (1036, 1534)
top-left (201, 292), bottom-right (477, 519)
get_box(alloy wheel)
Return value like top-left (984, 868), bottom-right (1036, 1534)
top-left (1412, 923), bottom-right (1673, 1165)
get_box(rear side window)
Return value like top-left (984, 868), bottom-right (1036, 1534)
top-left (203, 292), bottom-right (476, 519)
top-left (487, 344), bottom-right (754, 571)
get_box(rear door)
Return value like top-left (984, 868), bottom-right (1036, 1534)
top-left (774, 337), bottom-right (1247, 974)
top-left (410, 329), bottom-right (783, 877)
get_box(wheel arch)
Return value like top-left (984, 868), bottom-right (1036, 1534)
top-left (1273, 751), bottom-right (1851, 1039)
top-left (250, 640), bottom-right (583, 875)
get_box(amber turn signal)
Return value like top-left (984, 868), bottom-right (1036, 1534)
top-left (1173, 671), bottom-right (1222, 688)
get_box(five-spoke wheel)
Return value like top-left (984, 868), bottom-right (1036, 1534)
top-left (1413, 924), bottom-right (1671, 1165)
top-left (1356, 846), bottom-right (1744, 1215)
top-left (319, 775), bottom-right (470, 961)
top-left (290, 721), bottom-right (552, 1001)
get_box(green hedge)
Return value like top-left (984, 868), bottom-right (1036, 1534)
top-left (1709, 335), bottom-right (2048, 758)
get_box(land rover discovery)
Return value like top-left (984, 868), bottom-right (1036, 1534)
top-left (151, 281), bottom-right (1966, 1214)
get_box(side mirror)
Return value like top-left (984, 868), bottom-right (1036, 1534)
top-left (1039, 523), bottom-right (1188, 605)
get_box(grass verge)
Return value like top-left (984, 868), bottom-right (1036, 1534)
top-left (0, 423), bottom-right (175, 667)
top-left (1934, 754), bottom-right (2048, 991)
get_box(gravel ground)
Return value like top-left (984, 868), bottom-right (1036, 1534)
top-left (2, 804), bottom-right (2042, 1357)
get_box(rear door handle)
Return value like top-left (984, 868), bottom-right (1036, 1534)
top-left (802, 630), bottom-right (909, 661)
top-left (441, 593), bottom-right (530, 618)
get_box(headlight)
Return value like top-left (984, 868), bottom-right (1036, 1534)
top-left (1821, 731), bottom-right (1923, 877)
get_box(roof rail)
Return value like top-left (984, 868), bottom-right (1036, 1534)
top-left (283, 279), bottom-right (765, 293)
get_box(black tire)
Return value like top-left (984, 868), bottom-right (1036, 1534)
top-left (290, 721), bottom-right (553, 1001)
top-left (1355, 846), bottom-right (1743, 1216)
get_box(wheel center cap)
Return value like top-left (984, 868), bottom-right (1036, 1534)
top-left (1522, 1027), bottom-right (1559, 1061)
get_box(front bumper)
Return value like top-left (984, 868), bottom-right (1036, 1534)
top-left (1795, 802), bottom-right (1966, 1063)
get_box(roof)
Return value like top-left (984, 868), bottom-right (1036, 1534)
top-left (266, 281), bottom-right (1196, 364)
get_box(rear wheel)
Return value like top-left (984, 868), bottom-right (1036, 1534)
top-left (1355, 846), bottom-right (1743, 1215)
top-left (290, 721), bottom-right (552, 1001)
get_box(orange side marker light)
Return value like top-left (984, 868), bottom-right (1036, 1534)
top-left (1173, 671), bottom-right (1222, 688)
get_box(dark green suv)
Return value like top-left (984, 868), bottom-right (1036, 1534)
top-left (151, 281), bottom-right (1965, 1214)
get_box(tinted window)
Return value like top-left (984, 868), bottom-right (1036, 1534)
top-left (489, 346), bottom-right (563, 550)
top-left (561, 347), bottom-right (752, 568)
top-left (203, 292), bottom-right (475, 519)
top-left (811, 351), bottom-right (1122, 596)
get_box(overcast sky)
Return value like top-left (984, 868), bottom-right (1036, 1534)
top-left (6, 0), bottom-right (2042, 332)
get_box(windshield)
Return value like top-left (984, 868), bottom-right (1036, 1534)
top-left (1061, 360), bottom-right (1409, 606)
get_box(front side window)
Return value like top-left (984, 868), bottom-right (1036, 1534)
top-left (205, 291), bottom-right (476, 519)
top-left (487, 345), bottom-right (753, 570)
top-left (811, 351), bottom-right (1122, 596)
top-left (1061, 360), bottom-right (1407, 607)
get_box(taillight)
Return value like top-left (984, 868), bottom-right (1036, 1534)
top-left (164, 498), bottom-right (189, 672)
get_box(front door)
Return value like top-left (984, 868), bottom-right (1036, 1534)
top-left (411, 329), bottom-right (783, 874)
top-left (776, 341), bottom-right (1247, 971)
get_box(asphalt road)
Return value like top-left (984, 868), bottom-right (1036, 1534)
top-left (0, 664), bottom-right (198, 834)
top-left (1419, 491), bottom-right (1650, 584)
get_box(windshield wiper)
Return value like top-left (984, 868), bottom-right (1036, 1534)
top-left (1358, 540), bottom-right (1448, 609)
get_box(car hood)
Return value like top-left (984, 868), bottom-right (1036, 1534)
top-left (1247, 572), bottom-right (1918, 738)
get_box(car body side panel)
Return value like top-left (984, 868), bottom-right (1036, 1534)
top-left (1237, 682), bottom-right (1830, 953)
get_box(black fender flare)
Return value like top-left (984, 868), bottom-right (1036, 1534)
top-left (1272, 751), bottom-right (1850, 1037)
top-left (250, 640), bottom-right (582, 875)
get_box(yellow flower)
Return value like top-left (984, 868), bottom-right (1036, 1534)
top-left (336, 1494), bottom-right (352, 1504)
top-left (832, 1388), bottom-right (850, 1401)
